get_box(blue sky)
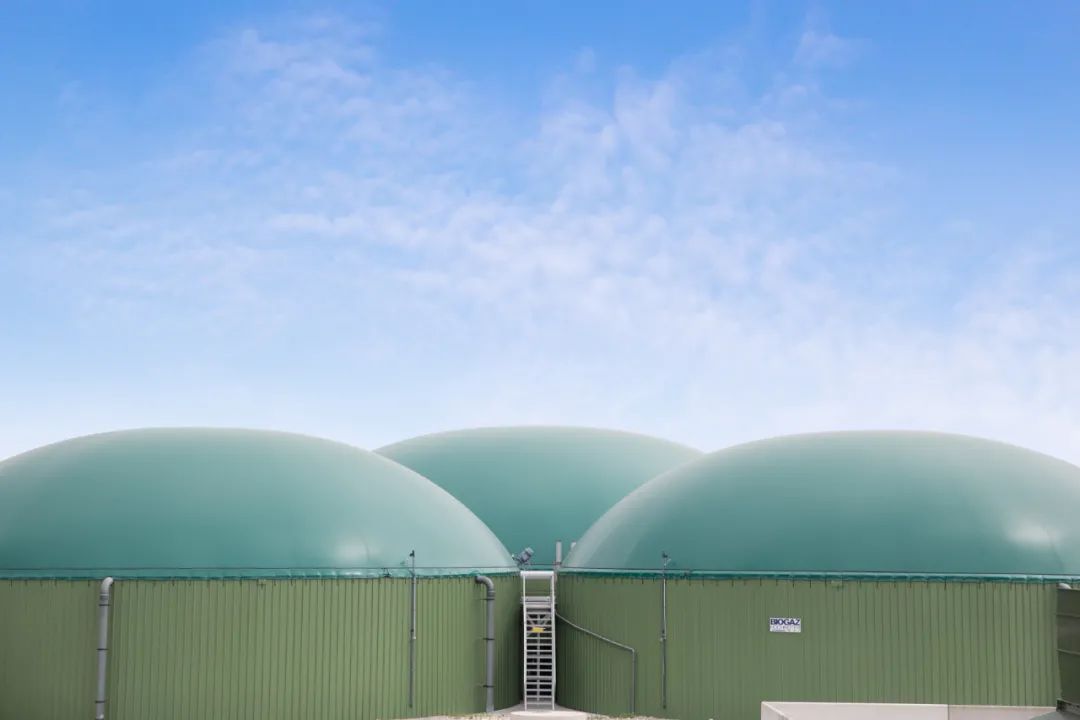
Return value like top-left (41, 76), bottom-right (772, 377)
top-left (2, 1), bottom-right (1080, 461)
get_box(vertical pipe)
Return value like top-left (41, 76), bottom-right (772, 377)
top-left (554, 541), bottom-right (563, 569)
top-left (660, 552), bottom-right (670, 710)
top-left (95, 577), bottom-right (114, 720)
top-left (409, 550), bottom-right (417, 709)
top-left (474, 575), bottom-right (496, 712)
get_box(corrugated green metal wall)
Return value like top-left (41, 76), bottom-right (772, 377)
top-left (0, 575), bottom-right (520, 720)
top-left (557, 576), bottom-right (1058, 720)
top-left (0, 580), bottom-right (99, 719)
top-left (1058, 587), bottom-right (1080, 706)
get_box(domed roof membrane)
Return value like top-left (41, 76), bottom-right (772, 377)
top-left (378, 426), bottom-right (701, 567)
top-left (0, 428), bottom-right (513, 578)
top-left (565, 431), bottom-right (1080, 578)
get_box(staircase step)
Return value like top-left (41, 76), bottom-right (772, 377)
top-left (521, 570), bottom-right (555, 709)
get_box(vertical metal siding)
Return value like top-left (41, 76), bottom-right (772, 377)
top-left (109, 577), bottom-right (520, 720)
top-left (2, 576), bottom-right (520, 720)
top-left (493, 574), bottom-right (523, 710)
top-left (557, 576), bottom-right (657, 715)
top-left (1057, 587), bottom-right (1080, 705)
top-left (557, 576), bottom-right (1058, 720)
top-left (0, 580), bottom-right (98, 720)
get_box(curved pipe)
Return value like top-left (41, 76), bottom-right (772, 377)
top-left (95, 577), bottom-right (114, 720)
top-left (475, 575), bottom-right (496, 712)
top-left (556, 611), bottom-right (636, 714)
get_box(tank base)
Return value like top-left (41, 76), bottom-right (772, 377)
top-left (510, 710), bottom-right (589, 720)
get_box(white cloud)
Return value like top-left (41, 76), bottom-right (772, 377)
top-left (575, 48), bottom-right (597, 74)
top-left (795, 30), bottom-right (860, 68)
top-left (794, 25), bottom-right (865, 69)
top-left (4, 12), bottom-right (1080, 471)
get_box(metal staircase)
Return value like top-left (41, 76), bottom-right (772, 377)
top-left (521, 570), bottom-right (556, 709)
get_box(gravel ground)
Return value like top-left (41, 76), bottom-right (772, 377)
top-left (407, 712), bottom-right (663, 720)
top-left (407, 716), bottom-right (660, 720)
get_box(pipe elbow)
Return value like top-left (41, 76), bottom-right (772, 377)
top-left (99, 576), bottom-right (114, 600)
top-left (474, 574), bottom-right (495, 598)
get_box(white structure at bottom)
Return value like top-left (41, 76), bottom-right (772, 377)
top-left (762, 702), bottom-right (1054, 720)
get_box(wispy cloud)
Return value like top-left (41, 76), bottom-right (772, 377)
top-left (794, 29), bottom-right (864, 68)
top-left (3, 12), bottom-right (1080, 466)
top-left (792, 8), bottom-right (867, 69)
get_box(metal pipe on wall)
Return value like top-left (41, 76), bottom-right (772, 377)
top-left (556, 611), bottom-right (637, 715)
top-left (95, 577), bottom-right (115, 720)
top-left (474, 575), bottom-right (496, 712)
top-left (660, 552), bottom-right (670, 710)
top-left (409, 550), bottom-right (417, 708)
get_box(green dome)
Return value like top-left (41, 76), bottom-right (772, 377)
top-left (377, 426), bottom-right (701, 567)
top-left (565, 431), bottom-right (1080, 578)
top-left (0, 428), bottom-right (514, 578)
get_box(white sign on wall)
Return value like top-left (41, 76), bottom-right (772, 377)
top-left (769, 617), bottom-right (802, 633)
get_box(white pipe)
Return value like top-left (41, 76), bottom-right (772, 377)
top-left (95, 577), bottom-right (114, 720)
top-left (474, 575), bottom-right (496, 712)
top-left (519, 570), bottom-right (554, 580)
top-left (661, 552), bottom-right (670, 709)
top-left (408, 551), bottom-right (417, 708)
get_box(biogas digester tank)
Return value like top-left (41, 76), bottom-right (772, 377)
top-left (378, 426), bottom-right (702, 567)
top-left (0, 429), bottom-right (518, 720)
top-left (558, 432), bottom-right (1080, 720)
